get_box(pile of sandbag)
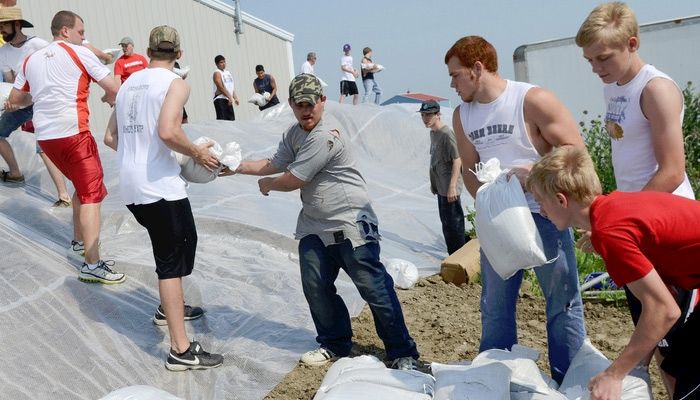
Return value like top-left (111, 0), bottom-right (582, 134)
top-left (313, 355), bottom-right (435, 400)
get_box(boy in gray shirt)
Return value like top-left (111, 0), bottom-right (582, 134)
top-left (222, 73), bottom-right (419, 370)
top-left (419, 100), bottom-right (466, 254)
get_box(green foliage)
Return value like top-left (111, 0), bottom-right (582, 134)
top-left (465, 206), bottom-right (477, 239)
top-left (682, 82), bottom-right (700, 196)
top-left (579, 111), bottom-right (616, 194)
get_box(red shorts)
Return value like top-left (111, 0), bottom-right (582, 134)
top-left (38, 131), bottom-right (107, 204)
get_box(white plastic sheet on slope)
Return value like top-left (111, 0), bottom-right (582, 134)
top-left (0, 101), bottom-right (465, 399)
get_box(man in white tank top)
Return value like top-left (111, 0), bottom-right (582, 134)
top-left (444, 35), bottom-right (586, 384)
top-left (577, 3), bottom-right (697, 398)
top-left (105, 26), bottom-right (223, 371)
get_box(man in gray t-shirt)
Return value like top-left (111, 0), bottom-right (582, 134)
top-left (224, 73), bottom-right (419, 370)
top-left (418, 100), bottom-right (466, 254)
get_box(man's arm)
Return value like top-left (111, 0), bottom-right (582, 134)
top-left (641, 78), bottom-right (686, 193)
top-left (589, 269), bottom-right (680, 400)
top-left (447, 157), bottom-right (462, 203)
top-left (159, 79), bottom-right (219, 170)
top-left (96, 74), bottom-right (119, 106)
top-left (5, 88), bottom-right (32, 112)
top-left (525, 87), bottom-right (584, 148)
top-left (269, 76), bottom-right (277, 98)
top-left (104, 110), bottom-right (118, 150)
top-left (3, 70), bottom-right (14, 83)
top-left (258, 172), bottom-right (305, 196)
top-left (84, 42), bottom-right (112, 64)
top-left (452, 108), bottom-right (481, 199)
top-left (229, 159), bottom-right (282, 176)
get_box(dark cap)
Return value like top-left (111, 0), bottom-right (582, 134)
top-left (418, 100), bottom-right (440, 113)
top-left (289, 73), bottom-right (323, 105)
top-left (342, 43), bottom-right (351, 52)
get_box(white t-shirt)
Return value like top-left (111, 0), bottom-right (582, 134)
top-left (340, 55), bottom-right (354, 82)
top-left (14, 41), bottom-right (110, 140)
top-left (300, 60), bottom-right (314, 75)
top-left (212, 69), bottom-right (235, 101)
top-left (0, 36), bottom-right (49, 79)
top-left (115, 67), bottom-right (187, 205)
top-left (604, 64), bottom-right (694, 198)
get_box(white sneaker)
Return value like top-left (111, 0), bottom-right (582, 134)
top-left (67, 240), bottom-right (85, 261)
top-left (300, 347), bottom-right (336, 366)
top-left (79, 260), bottom-right (126, 284)
top-left (391, 356), bottom-right (418, 371)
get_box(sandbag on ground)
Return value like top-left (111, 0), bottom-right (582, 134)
top-left (431, 361), bottom-right (512, 400)
top-left (440, 238), bottom-right (480, 285)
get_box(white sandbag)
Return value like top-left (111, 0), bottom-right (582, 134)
top-left (512, 391), bottom-right (569, 400)
top-left (172, 65), bottom-right (190, 79)
top-left (102, 48), bottom-right (121, 64)
top-left (314, 355), bottom-right (434, 400)
top-left (474, 158), bottom-right (549, 279)
top-left (384, 258), bottom-right (419, 289)
top-left (432, 362), bottom-right (511, 400)
top-left (248, 92), bottom-right (270, 107)
top-left (316, 382), bottom-right (431, 400)
top-left (99, 385), bottom-right (183, 400)
top-left (472, 348), bottom-right (558, 394)
top-left (560, 339), bottom-right (651, 400)
top-left (175, 136), bottom-right (238, 183)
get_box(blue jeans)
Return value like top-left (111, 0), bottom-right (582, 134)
top-left (299, 234), bottom-right (419, 360)
top-left (437, 194), bottom-right (466, 254)
top-left (362, 78), bottom-right (382, 104)
top-left (0, 105), bottom-right (33, 138)
top-left (479, 213), bottom-right (585, 383)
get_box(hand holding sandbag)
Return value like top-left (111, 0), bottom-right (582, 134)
top-left (176, 136), bottom-right (242, 183)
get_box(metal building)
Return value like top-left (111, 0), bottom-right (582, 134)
top-left (18, 0), bottom-right (294, 130)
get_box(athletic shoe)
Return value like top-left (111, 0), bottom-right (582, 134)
top-left (78, 260), bottom-right (126, 284)
top-left (1, 170), bottom-right (24, 183)
top-left (68, 240), bottom-right (85, 261)
top-left (153, 304), bottom-right (205, 326)
top-left (300, 347), bottom-right (336, 366)
top-left (391, 356), bottom-right (418, 371)
top-left (165, 341), bottom-right (223, 371)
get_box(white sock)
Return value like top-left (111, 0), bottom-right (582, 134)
top-left (85, 262), bottom-right (98, 270)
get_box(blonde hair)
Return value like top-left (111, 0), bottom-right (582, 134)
top-left (526, 146), bottom-right (602, 204)
top-left (575, 2), bottom-right (639, 48)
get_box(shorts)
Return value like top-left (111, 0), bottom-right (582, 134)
top-left (38, 131), bottom-right (107, 204)
top-left (660, 308), bottom-right (700, 399)
top-left (340, 80), bottom-right (358, 96)
top-left (126, 198), bottom-right (197, 280)
top-left (625, 285), bottom-right (699, 357)
top-left (213, 98), bottom-right (235, 120)
top-left (0, 105), bottom-right (33, 138)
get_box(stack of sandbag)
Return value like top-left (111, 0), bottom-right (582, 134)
top-left (473, 157), bottom-right (553, 279)
top-left (175, 136), bottom-right (241, 183)
top-left (560, 339), bottom-right (651, 400)
top-left (313, 355), bottom-right (435, 400)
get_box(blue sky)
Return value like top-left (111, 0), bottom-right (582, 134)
top-left (236, 0), bottom-right (698, 106)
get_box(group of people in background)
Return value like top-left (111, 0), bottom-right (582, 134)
top-left (0, 1), bottom-right (698, 399)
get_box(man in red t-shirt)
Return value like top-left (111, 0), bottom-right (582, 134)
top-left (114, 36), bottom-right (147, 85)
top-left (526, 146), bottom-right (700, 400)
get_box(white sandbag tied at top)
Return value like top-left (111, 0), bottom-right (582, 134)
top-left (314, 355), bottom-right (435, 400)
top-left (473, 157), bottom-right (553, 279)
top-left (175, 136), bottom-right (242, 183)
top-left (384, 258), bottom-right (419, 289)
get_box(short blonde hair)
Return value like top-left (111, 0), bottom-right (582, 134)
top-left (526, 146), bottom-right (602, 204)
top-left (575, 2), bottom-right (639, 48)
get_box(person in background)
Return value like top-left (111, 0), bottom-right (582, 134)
top-left (576, 3), bottom-right (698, 396)
top-left (444, 35), bottom-right (586, 384)
top-left (300, 51), bottom-right (316, 75)
top-left (418, 99), bottom-right (466, 255)
top-left (338, 44), bottom-right (359, 105)
top-left (527, 146), bottom-right (700, 400)
top-left (253, 64), bottom-right (279, 111)
top-left (105, 25), bottom-right (222, 371)
top-left (222, 73), bottom-right (420, 371)
top-left (361, 47), bottom-right (382, 105)
top-left (212, 54), bottom-right (238, 121)
top-left (114, 36), bottom-right (147, 86)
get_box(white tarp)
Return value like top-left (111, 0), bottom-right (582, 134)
top-left (0, 101), bottom-right (464, 399)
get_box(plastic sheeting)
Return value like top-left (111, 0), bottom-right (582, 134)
top-left (0, 101), bottom-right (467, 399)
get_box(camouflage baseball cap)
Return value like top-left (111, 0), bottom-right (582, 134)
top-left (149, 25), bottom-right (180, 52)
top-left (289, 73), bottom-right (323, 105)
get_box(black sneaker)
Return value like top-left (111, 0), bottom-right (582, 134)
top-left (153, 304), bottom-right (204, 326)
top-left (165, 341), bottom-right (223, 371)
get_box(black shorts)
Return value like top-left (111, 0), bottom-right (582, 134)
top-left (660, 308), bottom-right (700, 399)
top-left (126, 198), bottom-right (197, 280)
top-left (214, 98), bottom-right (235, 120)
top-left (340, 80), bottom-right (358, 96)
top-left (625, 285), bottom-right (699, 357)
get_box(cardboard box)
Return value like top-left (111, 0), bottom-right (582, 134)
top-left (440, 238), bottom-right (481, 285)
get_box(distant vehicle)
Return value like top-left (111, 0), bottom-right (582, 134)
top-left (513, 15), bottom-right (700, 121)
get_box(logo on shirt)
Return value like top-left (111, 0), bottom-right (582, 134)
top-left (468, 124), bottom-right (514, 142)
top-left (604, 95), bottom-right (627, 140)
top-left (122, 84), bottom-right (148, 134)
